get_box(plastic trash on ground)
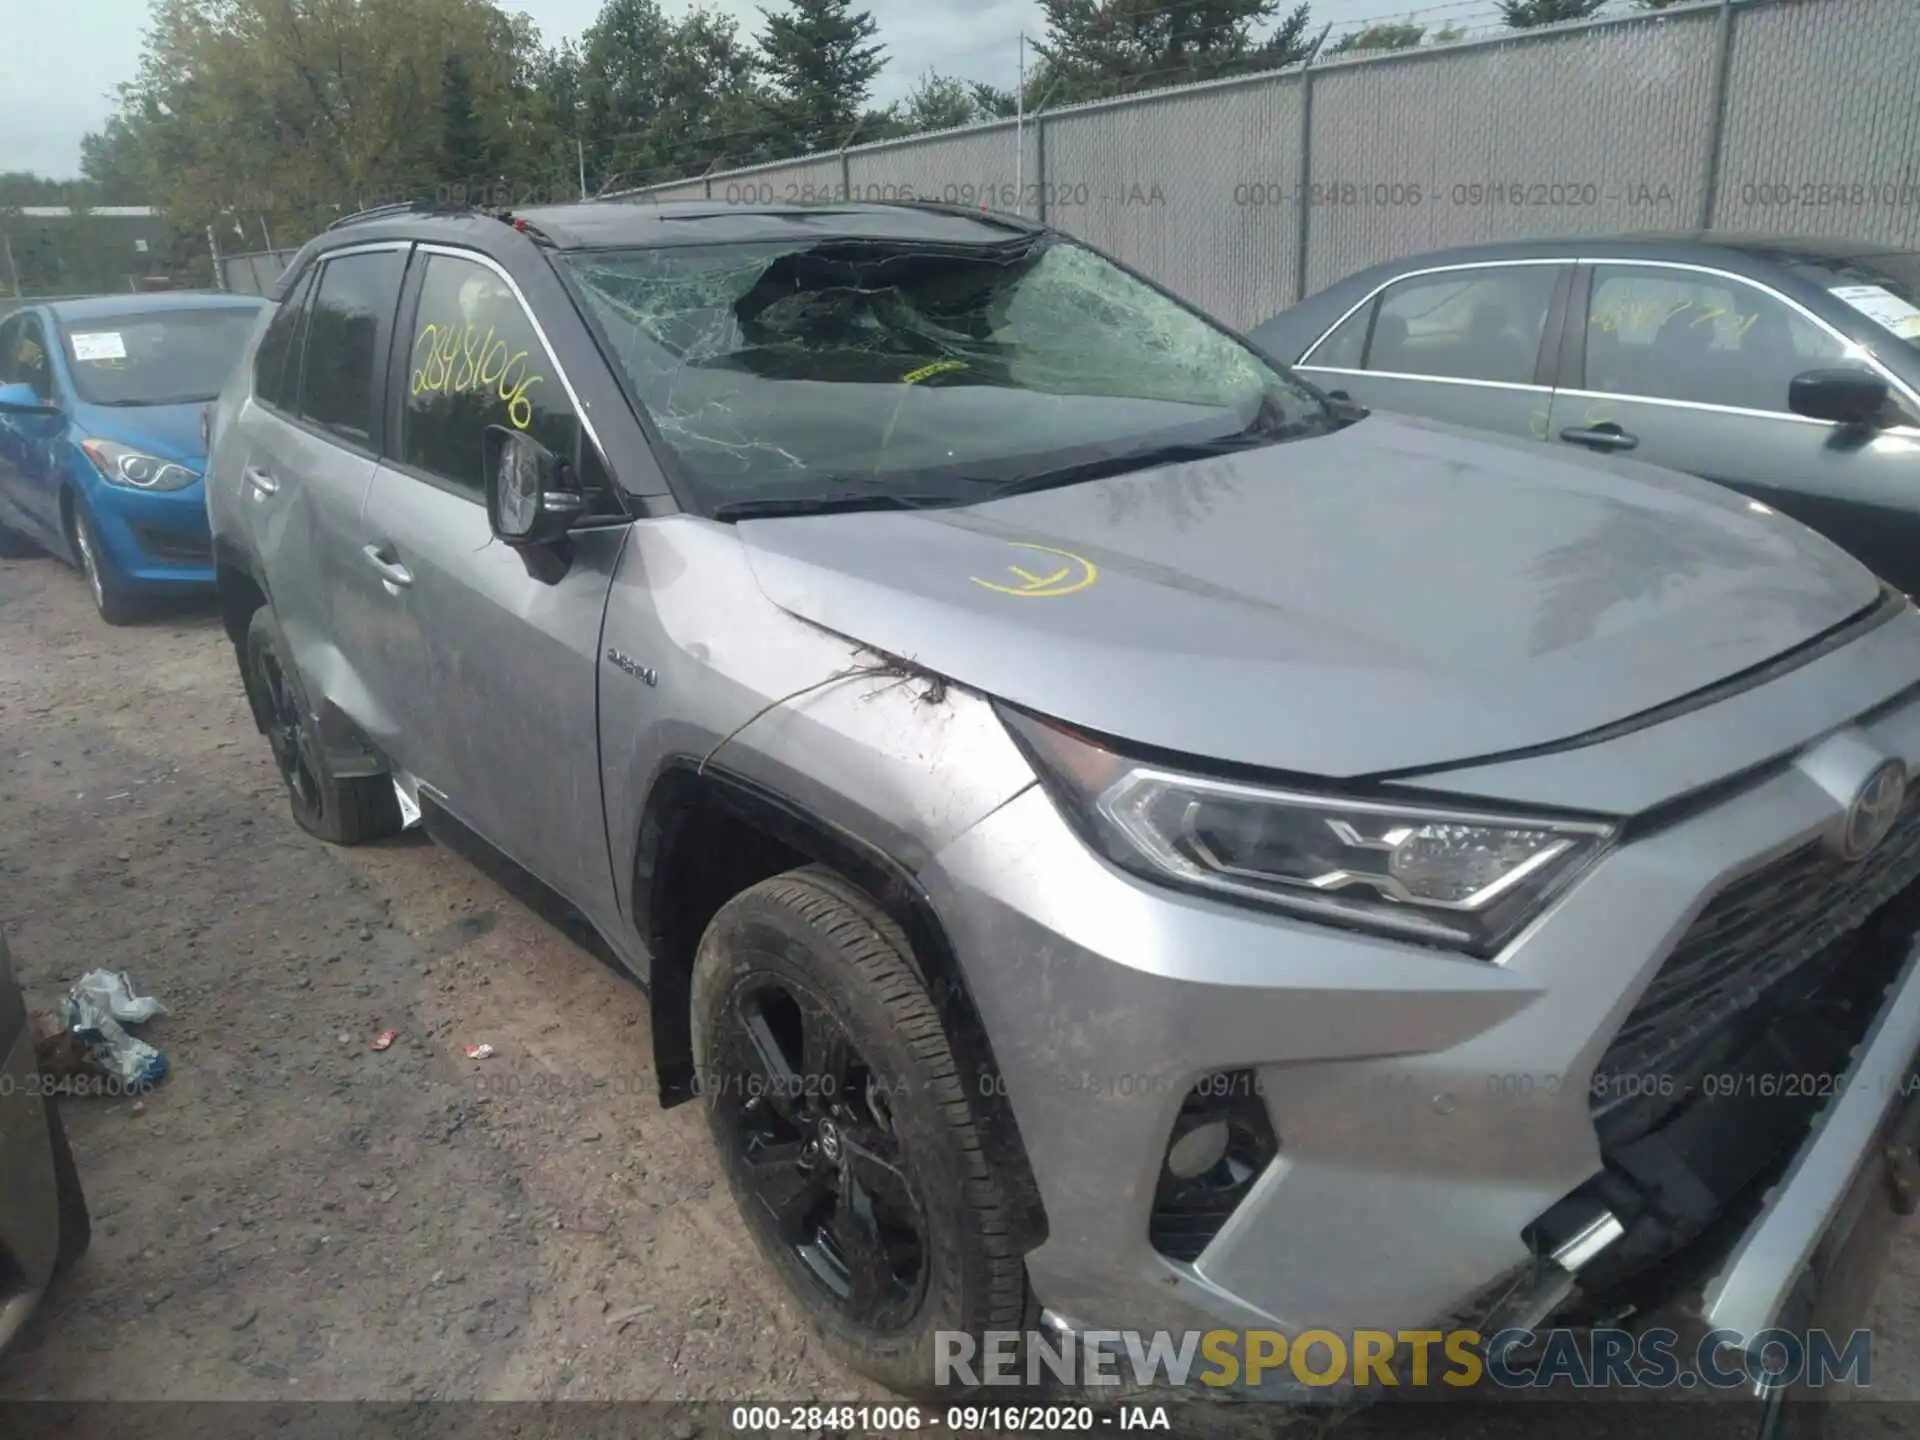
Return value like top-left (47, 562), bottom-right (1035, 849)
top-left (66, 969), bottom-right (169, 1090)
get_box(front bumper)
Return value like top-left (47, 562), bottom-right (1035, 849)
top-left (921, 661), bottom-right (1920, 1355)
top-left (83, 474), bottom-right (214, 589)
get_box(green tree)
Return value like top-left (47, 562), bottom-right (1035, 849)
top-left (580, 0), bottom-right (773, 193)
top-left (1328, 21), bottom-right (1424, 55)
top-left (1498, 0), bottom-right (1608, 27)
top-left (79, 117), bottom-right (152, 203)
top-left (970, 82), bottom-right (1020, 119)
top-left (97, 0), bottom-right (551, 245)
top-left (0, 174), bottom-right (76, 205)
top-left (756, 0), bottom-right (887, 153)
top-left (891, 72), bottom-right (1019, 135)
top-left (1032, 0), bottom-right (1317, 106)
top-left (438, 51), bottom-right (496, 188)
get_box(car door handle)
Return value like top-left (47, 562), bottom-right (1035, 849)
top-left (244, 466), bottom-right (280, 496)
top-left (362, 543), bottom-right (413, 589)
top-left (1558, 423), bottom-right (1639, 453)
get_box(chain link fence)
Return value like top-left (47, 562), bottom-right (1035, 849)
top-left (618, 0), bottom-right (1920, 329)
top-left (0, 206), bottom-right (217, 306)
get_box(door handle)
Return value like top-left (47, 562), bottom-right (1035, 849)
top-left (244, 466), bottom-right (280, 496)
top-left (362, 543), bottom-right (413, 589)
top-left (1558, 423), bottom-right (1639, 453)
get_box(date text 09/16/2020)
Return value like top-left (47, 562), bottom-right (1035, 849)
top-left (728, 1405), bottom-right (1167, 1433)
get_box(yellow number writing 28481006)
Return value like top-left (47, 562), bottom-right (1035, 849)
top-left (410, 319), bottom-right (546, 430)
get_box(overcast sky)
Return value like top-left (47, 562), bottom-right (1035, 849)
top-left (1, 0), bottom-right (1487, 180)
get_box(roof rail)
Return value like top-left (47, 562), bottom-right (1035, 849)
top-left (324, 199), bottom-right (434, 232)
top-left (867, 197), bottom-right (1044, 235)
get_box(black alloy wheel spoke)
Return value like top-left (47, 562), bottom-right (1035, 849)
top-left (736, 996), bottom-right (805, 1126)
top-left (739, 1137), bottom-right (830, 1242)
top-left (830, 1176), bottom-right (899, 1320)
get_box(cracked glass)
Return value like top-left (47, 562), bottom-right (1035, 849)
top-left (561, 235), bottom-right (1324, 510)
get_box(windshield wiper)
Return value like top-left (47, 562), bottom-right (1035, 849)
top-left (88, 396), bottom-right (214, 408)
top-left (710, 490), bottom-right (969, 522)
top-left (981, 421), bottom-right (1320, 501)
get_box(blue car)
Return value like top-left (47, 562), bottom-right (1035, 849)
top-left (0, 293), bottom-right (265, 623)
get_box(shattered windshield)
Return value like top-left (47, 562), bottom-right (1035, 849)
top-left (560, 235), bottom-right (1325, 510)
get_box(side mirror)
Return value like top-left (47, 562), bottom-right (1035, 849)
top-left (483, 425), bottom-right (584, 547)
top-left (1322, 389), bottom-right (1369, 426)
top-left (0, 382), bottom-right (55, 415)
top-left (1789, 367), bottom-right (1890, 428)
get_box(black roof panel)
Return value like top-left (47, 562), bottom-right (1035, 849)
top-left (511, 199), bottom-right (1042, 249)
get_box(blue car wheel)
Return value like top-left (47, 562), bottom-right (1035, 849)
top-left (69, 498), bottom-right (141, 626)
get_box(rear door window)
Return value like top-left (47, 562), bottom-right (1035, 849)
top-left (299, 250), bottom-right (406, 449)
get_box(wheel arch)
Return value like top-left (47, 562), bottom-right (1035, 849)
top-left (635, 758), bottom-right (1049, 1252)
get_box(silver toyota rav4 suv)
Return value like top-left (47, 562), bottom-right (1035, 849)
top-left (206, 199), bottom-right (1920, 1399)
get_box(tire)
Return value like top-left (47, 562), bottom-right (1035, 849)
top-left (69, 499), bottom-right (142, 626)
top-left (242, 606), bottom-right (402, 845)
top-left (692, 865), bottom-right (1031, 1398)
top-left (42, 1098), bottom-right (90, 1274)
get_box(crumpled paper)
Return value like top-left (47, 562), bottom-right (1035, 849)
top-left (66, 969), bottom-right (169, 1090)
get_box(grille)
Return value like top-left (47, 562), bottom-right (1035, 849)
top-left (132, 524), bottom-right (211, 563)
top-left (1594, 789), bottom-right (1920, 1115)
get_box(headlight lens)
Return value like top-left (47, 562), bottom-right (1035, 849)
top-left (1000, 707), bottom-right (1615, 955)
top-left (81, 438), bottom-right (200, 491)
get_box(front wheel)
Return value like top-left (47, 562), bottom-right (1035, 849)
top-left (691, 866), bottom-right (1031, 1398)
top-left (69, 500), bottom-right (140, 625)
top-left (242, 607), bottom-right (402, 845)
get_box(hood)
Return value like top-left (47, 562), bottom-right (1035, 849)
top-left (69, 400), bottom-right (208, 468)
top-left (736, 413), bottom-right (1883, 780)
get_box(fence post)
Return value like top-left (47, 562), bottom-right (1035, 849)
top-left (1697, 0), bottom-right (1739, 230)
top-left (1034, 115), bottom-right (1048, 224)
top-left (1294, 62), bottom-right (1315, 304)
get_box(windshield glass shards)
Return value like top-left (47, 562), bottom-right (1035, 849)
top-left (561, 235), bottom-right (1329, 513)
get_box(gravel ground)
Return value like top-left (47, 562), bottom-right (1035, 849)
top-left (0, 548), bottom-right (1916, 1438)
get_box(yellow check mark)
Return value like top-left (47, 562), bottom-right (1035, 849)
top-left (970, 543), bottom-right (1099, 598)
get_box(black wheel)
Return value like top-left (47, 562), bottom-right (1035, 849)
top-left (42, 1098), bottom-right (89, 1274)
top-left (242, 607), bottom-right (402, 845)
top-left (692, 866), bottom-right (1031, 1398)
top-left (69, 499), bottom-right (141, 625)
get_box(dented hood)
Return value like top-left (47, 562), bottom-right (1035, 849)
top-left (736, 413), bottom-right (1881, 778)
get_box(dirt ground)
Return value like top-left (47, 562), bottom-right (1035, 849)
top-left (0, 548), bottom-right (1917, 1437)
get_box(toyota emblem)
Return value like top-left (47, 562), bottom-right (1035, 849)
top-left (1839, 761), bottom-right (1907, 862)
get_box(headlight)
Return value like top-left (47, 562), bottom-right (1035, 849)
top-left (81, 438), bottom-right (200, 491)
top-left (999, 706), bottom-right (1615, 955)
